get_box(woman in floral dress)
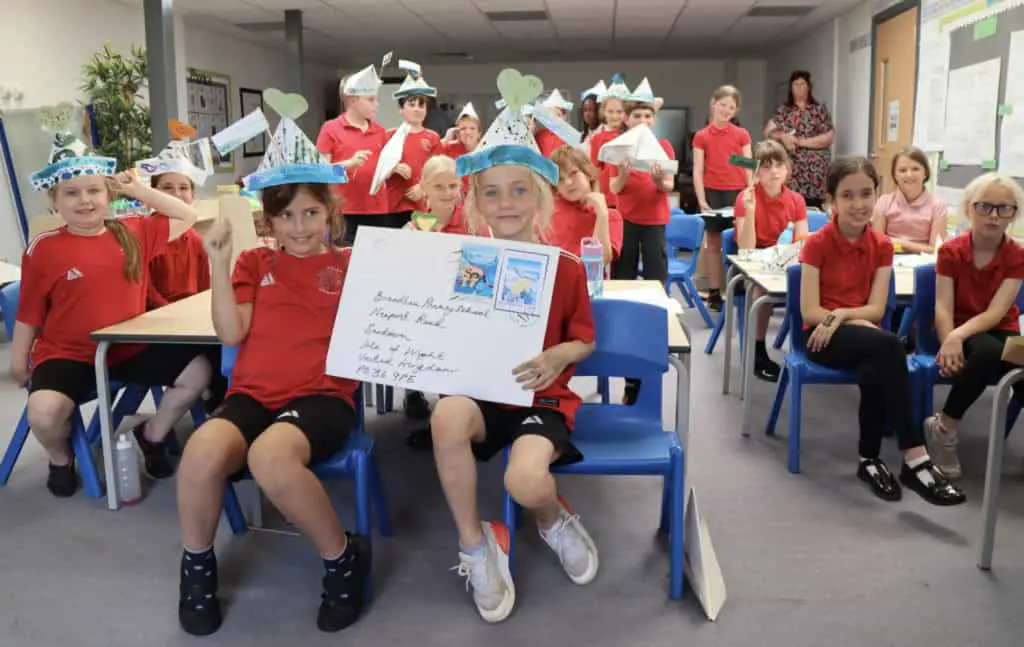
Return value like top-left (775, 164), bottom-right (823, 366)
top-left (764, 70), bottom-right (834, 209)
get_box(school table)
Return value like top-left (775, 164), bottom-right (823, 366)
top-left (978, 367), bottom-right (1024, 571)
top-left (0, 260), bottom-right (20, 284)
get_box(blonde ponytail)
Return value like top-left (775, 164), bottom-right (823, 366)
top-left (104, 219), bottom-right (143, 283)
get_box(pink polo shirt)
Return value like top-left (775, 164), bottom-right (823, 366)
top-left (873, 189), bottom-right (946, 246)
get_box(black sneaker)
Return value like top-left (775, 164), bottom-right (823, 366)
top-left (46, 461), bottom-right (77, 498)
top-left (856, 458), bottom-right (902, 501)
top-left (754, 356), bottom-right (781, 382)
top-left (403, 391), bottom-right (432, 420)
top-left (707, 292), bottom-right (724, 312)
top-left (133, 425), bottom-right (175, 479)
top-left (318, 533), bottom-right (372, 632)
top-left (899, 460), bottom-right (966, 506)
top-left (178, 552), bottom-right (222, 636)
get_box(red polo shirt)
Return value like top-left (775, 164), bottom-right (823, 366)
top-left (315, 114), bottom-right (388, 215)
top-left (734, 185), bottom-right (807, 248)
top-left (800, 221), bottom-right (893, 327)
top-left (384, 128), bottom-right (443, 213)
top-left (608, 138), bottom-right (675, 226)
top-left (937, 232), bottom-right (1024, 332)
top-left (535, 129), bottom-right (567, 158)
top-left (693, 122), bottom-right (751, 191)
top-left (588, 127), bottom-right (621, 168)
top-left (546, 195), bottom-right (623, 259)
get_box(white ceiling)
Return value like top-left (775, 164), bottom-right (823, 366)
top-left (161, 0), bottom-right (864, 65)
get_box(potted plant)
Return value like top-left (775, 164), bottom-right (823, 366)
top-left (81, 43), bottom-right (152, 170)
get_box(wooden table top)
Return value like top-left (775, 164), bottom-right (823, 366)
top-left (91, 290), bottom-right (217, 344)
top-left (0, 261), bottom-right (21, 285)
top-left (728, 256), bottom-right (916, 297)
top-left (603, 280), bottom-right (690, 353)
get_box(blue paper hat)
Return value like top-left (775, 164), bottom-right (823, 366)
top-left (455, 69), bottom-right (558, 187)
top-left (30, 102), bottom-right (116, 191)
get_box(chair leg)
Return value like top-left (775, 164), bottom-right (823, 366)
top-left (369, 456), bottom-right (393, 537)
top-left (597, 377), bottom-right (610, 404)
top-left (87, 385), bottom-right (134, 445)
top-left (765, 365), bottom-right (789, 437)
top-left (668, 449), bottom-right (685, 600)
top-left (71, 410), bottom-right (104, 499)
top-left (353, 455), bottom-right (373, 539)
top-left (703, 309), bottom-right (725, 354)
top-left (674, 279), bottom-right (693, 306)
top-left (896, 304), bottom-right (915, 338)
top-left (222, 484), bottom-right (248, 535)
top-left (773, 317), bottom-right (790, 350)
top-left (684, 275), bottom-right (714, 328)
top-left (0, 407), bottom-right (31, 486)
top-left (385, 386), bottom-right (395, 412)
top-left (786, 374), bottom-right (803, 474)
top-left (658, 475), bottom-right (671, 535)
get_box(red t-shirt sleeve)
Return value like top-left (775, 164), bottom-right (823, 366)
top-left (194, 236), bottom-right (212, 292)
top-left (936, 242), bottom-right (957, 277)
top-left (800, 233), bottom-right (825, 268)
top-left (739, 127), bottom-right (752, 147)
top-left (607, 208), bottom-right (624, 259)
top-left (231, 249), bottom-right (263, 304)
top-left (1006, 243), bottom-right (1024, 279)
top-left (133, 214), bottom-right (171, 262)
top-left (564, 261), bottom-right (596, 344)
top-left (790, 192), bottom-right (808, 222)
top-left (660, 139), bottom-right (676, 161)
top-left (876, 237), bottom-right (895, 268)
top-left (692, 129), bottom-right (708, 152)
top-left (17, 245), bottom-right (48, 327)
top-left (315, 121), bottom-right (339, 159)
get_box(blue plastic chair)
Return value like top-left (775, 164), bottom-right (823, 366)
top-left (502, 300), bottom-right (688, 599)
top-left (217, 345), bottom-right (392, 542)
top-left (773, 211), bottom-right (829, 349)
top-left (666, 213), bottom-right (714, 327)
top-left (910, 263), bottom-right (1023, 434)
top-left (764, 264), bottom-right (918, 473)
top-left (807, 210), bottom-right (828, 232)
top-left (703, 228), bottom-right (746, 354)
top-left (0, 279), bottom-right (16, 340)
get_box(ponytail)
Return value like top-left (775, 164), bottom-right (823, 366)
top-left (104, 219), bottom-right (143, 283)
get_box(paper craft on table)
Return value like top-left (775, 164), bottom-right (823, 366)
top-left (942, 58), bottom-right (1001, 166)
top-left (999, 31), bottom-right (1024, 177)
top-left (211, 108), bottom-right (270, 155)
top-left (370, 122), bottom-right (411, 195)
top-left (597, 123), bottom-right (679, 174)
top-left (325, 226), bottom-right (561, 407)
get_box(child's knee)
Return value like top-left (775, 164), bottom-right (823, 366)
top-left (430, 397), bottom-right (482, 446)
top-left (26, 392), bottom-right (74, 434)
top-left (179, 422), bottom-right (245, 483)
top-left (503, 461), bottom-right (552, 509)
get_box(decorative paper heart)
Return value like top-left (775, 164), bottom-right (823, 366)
top-left (169, 119), bottom-right (197, 140)
top-left (263, 88), bottom-right (308, 120)
top-left (496, 69), bottom-right (543, 113)
top-left (411, 211), bottom-right (438, 231)
top-left (39, 102), bottom-right (76, 133)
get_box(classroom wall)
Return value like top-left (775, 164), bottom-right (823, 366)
top-left (764, 20), bottom-right (838, 138)
top-left (836, 1), bottom-right (876, 156)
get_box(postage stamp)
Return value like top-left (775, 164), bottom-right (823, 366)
top-left (452, 244), bottom-right (499, 300)
top-left (494, 250), bottom-right (548, 315)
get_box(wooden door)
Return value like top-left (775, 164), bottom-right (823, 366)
top-left (872, 7), bottom-right (918, 194)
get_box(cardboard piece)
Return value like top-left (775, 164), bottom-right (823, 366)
top-left (1002, 336), bottom-right (1024, 365)
top-left (217, 194), bottom-right (260, 268)
top-left (597, 124), bottom-right (679, 174)
top-left (684, 488), bottom-right (726, 621)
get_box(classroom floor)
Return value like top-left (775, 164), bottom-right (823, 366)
top-left (2, 304), bottom-right (1024, 647)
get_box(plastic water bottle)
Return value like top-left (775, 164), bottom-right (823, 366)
top-left (115, 431), bottom-right (143, 506)
top-left (580, 237), bottom-right (604, 298)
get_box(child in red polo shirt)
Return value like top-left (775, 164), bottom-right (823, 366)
top-left (734, 140), bottom-right (808, 382)
top-left (590, 77), bottom-right (629, 209)
top-left (547, 145), bottom-right (623, 262)
top-left (925, 173), bottom-right (1024, 478)
top-left (693, 85), bottom-right (752, 311)
top-left (315, 62), bottom-right (390, 244)
top-left (443, 102), bottom-right (482, 159)
top-left (147, 172), bottom-right (211, 307)
top-left (799, 156), bottom-right (964, 507)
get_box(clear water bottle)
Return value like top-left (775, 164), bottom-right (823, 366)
top-left (115, 431), bottom-right (143, 506)
top-left (580, 237), bottom-right (604, 298)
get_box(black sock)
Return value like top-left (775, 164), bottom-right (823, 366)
top-left (709, 288), bottom-right (721, 297)
top-left (180, 547), bottom-right (218, 604)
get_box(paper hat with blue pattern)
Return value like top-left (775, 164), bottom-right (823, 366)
top-left (30, 102), bottom-right (116, 191)
top-left (599, 74), bottom-right (630, 102)
top-left (581, 80), bottom-right (607, 101)
top-left (393, 60), bottom-right (437, 100)
top-left (342, 63), bottom-right (383, 96)
top-left (242, 89), bottom-right (347, 191)
top-left (628, 77), bottom-right (656, 104)
top-left (455, 68), bottom-right (558, 187)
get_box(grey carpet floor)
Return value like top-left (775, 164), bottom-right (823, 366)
top-left (1, 307), bottom-right (1024, 647)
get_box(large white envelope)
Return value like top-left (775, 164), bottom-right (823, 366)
top-left (370, 122), bottom-right (411, 195)
top-left (598, 123), bottom-right (678, 174)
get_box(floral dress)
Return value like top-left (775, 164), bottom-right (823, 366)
top-left (771, 102), bottom-right (834, 202)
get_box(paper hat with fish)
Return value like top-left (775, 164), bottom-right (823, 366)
top-left (599, 74), bottom-right (630, 102)
top-left (628, 77), bottom-right (656, 104)
top-left (597, 123), bottom-right (678, 175)
top-left (243, 89), bottom-right (347, 191)
top-left (30, 102), bottom-right (116, 191)
top-left (134, 119), bottom-right (214, 186)
top-left (455, 68), bottom-right (558, 187)
top-left (343, 58), bottom-right (384, 96)
top-left (392, 60), bottom-right (437, 100)
top-left (457, 102), bottom-right (479, 121)
top-left (581, 80), bottom-right (607, 101)
top-left (540, 88), bottom-right (573, 112)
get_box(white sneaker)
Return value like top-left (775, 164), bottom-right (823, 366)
top-left (924, 415), bottom-right (961, 479)
top-left (539, 498), bottom-right (599, 585)
top-left (453, 521), bottom-right (515, 623)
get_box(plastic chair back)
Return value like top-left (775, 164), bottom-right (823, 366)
top-left (577, 300), bottom-right (668, 380)
top-left (807, 211), bottom-right (828, 233)
top-left (1, 281), bottom-right (19, 340)
top-left (722, 227), bottom-right (738, 275)
top-left (665, 212), bottom-right (704, 252)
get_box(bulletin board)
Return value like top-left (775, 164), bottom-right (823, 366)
top-left (187, 69), bottom-right (234, 171)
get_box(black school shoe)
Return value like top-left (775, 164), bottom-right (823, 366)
top-left (178, 553), bottom-right (222, 636)
top-left (46, 461), bottom-right (78, 498)
top-left (133, 425), bottom-right (175, 479)
top-left (899, 460), bottom-right (966, 506)
top-left (857, 458), bottom-right (902, 501)
top-left (707, 292), bottom-right (724, 312)
top-left (754, 356), bottom-right (781, 382)
top-left (318, 532), bottom-right (372, 632)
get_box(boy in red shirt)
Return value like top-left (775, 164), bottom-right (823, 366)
top-left (442, 102), bottom-right (482, 158)
top-left (547, 145), bottom-right (623, 262)
top-left (315, 62), bottom-right (390, 244)
top-left (926, 173), bottom-right (1024, 478)
top-left (693, 85), bottom-right (753, 311)
top-left (734, 140), bottom-right (808, 382)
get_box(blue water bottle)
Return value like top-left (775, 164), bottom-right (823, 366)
top-left (580, 237), bottom-right (604, 298)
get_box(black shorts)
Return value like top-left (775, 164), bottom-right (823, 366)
top-left (210, 392), bottom-right (354, 471)
top-left (29, 345), bottom-right (208, 403)
top-left (470, 400), bottom-right (583, 467)
top-left (703, 189), bottom-right (741, 233)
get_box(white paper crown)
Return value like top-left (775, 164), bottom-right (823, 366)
top-left (541, 89), bottom-right (573, 112)
top-left (136, 139), bottom-right (213, 186)
top-left (600, 75), bottom-right (630, 102)
top-left (628, 77), bottom-right (655, 104)
top-left (393, 59), bottom-right (437, 99)
top-left (343, 63), bottom-right (382, 96)
top-left (457, 102), bottom-right (479, 121)
top-left (581, 80), bottom-right (607, 101)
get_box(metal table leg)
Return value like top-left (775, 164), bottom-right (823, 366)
top-left (93, 341), bottom-right (117, 510)
top-left (742, 295), bottom-right (784, 435)
top-left (721, 271), bottom-right (743, 395)
top-left (737, 281), bottom-right (756, 401)
top-left (979, 368), bottom-right (1024, 570)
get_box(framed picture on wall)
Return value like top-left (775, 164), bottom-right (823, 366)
top-left (187, 68), bottom-right (234, 171)
top-left (239, 88), bottom-right (266, 158)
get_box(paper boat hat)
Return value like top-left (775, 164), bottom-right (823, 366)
top-left (455, 69), bottom-right (558, 187)
top-left (393, 60), bottom-right (437, 99)
top-left (343, 63), bottom-right (382, 96)
top-left (135, 121), bottom-right (214, 186)
top-left (541, 88), bottom-right (573, 112)
top-left (597, 123), bottom-right (678, 175)
top-left (30, 102), bottom-right (116, 191)
top-left (628, 77), bottom-right (656, 104)
top-left (581, 80), bottom-right (607, 101)
top-left (457, 102), bottom-right (479, 121)
top-left (529, 105), bottom-right (586, 151)
top-left (243, 89), bottom-right (347, 191)
top-left (599, 74), bottom-right (630, 102)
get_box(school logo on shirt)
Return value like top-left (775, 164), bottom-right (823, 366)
top-left (522, 415), bottom-right (544, 425)
top-left (317, 266), bottom-right (346, 295)
top-left (66, 267), bottom-right (83, 281)
top-left (260, 272), bottom-right (275, 287)
top-left (277, 409), bottom-right (300, 421)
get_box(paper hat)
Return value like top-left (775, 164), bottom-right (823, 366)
top-left (30, 102), bottom-right (116, 191)
top-left (457, 102), bottom-right (479, 121)
top-left (541, 89), bottom-right (573, 112)
top-left (455, 68), bottom-right (558, 187)
top-left (599, 74), bottom-right (630, 102)
top-left (342, 63), bottom-right (382, 96)
top-left (628, 77), bottom-right (656, 104)
top-left (243, 89), bottom-right (347, 191)
top-left (393, 60), bottom-right (437, 100)
top-left (135, 120), bottom-right (213, 186)
top-left (530, 105), bottom-right (586, 151)
top-left (581, 80), bottom-right (607, 101)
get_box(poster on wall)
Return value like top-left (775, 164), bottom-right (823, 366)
top-left (187, 69), bottom-right (233, 171)
top-left (887, 100), bottom-right (900, 142)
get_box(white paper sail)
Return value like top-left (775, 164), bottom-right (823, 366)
top-left (684, 488), bottom-right (726, 621)
top-left (370, 122), bottom-right (412, 195)
top-left (529, 105), bottom-right (586, 150)
top-left (597, 124), bottom-right (678, 174)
